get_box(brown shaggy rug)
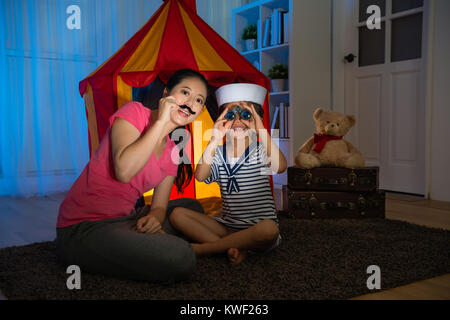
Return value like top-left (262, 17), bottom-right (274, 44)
top-left (0, 217), bottom-right (449, 300)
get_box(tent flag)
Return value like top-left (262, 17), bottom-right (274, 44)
top-left (79, 0), bottom-right (272, 200)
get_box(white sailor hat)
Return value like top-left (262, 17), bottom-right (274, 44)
top-left (216, 83), bottom-right (267, 107)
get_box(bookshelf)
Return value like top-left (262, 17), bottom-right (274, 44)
top-left (232, 0), bottom-right (292, 195)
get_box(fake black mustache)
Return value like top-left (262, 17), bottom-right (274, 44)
top-left (179, 105), bottom-right (196, 115)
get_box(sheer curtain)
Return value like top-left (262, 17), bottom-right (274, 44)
top-left (0, 0), bottom-right (252, 197)
top-left (0, 0), bottom-right (160, 196)
top-left (197, 0), bottom-right (255, 44)
top-left (0, 0), bottom-right (89, 196)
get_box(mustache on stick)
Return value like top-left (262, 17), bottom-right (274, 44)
top-left (179, 105), bottom-right (196, 115)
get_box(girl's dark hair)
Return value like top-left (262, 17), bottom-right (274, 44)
top-left (166, 69), bottom-right (208, 193)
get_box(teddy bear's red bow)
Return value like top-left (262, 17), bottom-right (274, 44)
top-left (313, 134), bottom-right (343, 153)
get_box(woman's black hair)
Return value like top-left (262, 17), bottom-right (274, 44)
top-left (165, 68), bottom-right (208, 93)
top-left (166, 69), bottom-right (209, 193)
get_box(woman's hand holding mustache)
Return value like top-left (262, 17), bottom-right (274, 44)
top-left (158, 96), bottom-right (179, 124)
top-left (157, 97), bottom-right (196, 124)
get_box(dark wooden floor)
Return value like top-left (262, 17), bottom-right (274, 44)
top-left (0, 192), bottom-right (65, 248)
top-left (0, 192), bottom-right (449, 300)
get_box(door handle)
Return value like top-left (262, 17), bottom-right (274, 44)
top-left (344, 53), bottom-right (357, 63)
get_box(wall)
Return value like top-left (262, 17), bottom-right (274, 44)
top-left (429, 0), bottom-right (450, 201)
top-left (290, 0), bottom-right (332, 158)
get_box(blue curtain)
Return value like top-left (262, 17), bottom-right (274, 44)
top-left (0, 0), bottom-right (88, 196)
top-left (0, 0), bottom-right (251, 197)
top-left (0, 0), bottom-right (161, 196)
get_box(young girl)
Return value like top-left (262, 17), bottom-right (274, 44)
top-left (170, 83), bottom-right (287, 264)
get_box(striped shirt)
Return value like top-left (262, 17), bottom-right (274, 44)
top-left (204, 141), bottom-right (279, 231)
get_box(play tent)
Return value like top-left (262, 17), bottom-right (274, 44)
top-left (78, 0), bottom-right (271, 200)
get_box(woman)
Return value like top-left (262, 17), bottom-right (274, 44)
top-left (56, 69), bottom-right (208, 283)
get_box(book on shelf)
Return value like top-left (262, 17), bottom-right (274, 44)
top-left (272, 8), bottom-right (289, 46)
top-left (283, 12), bottom-right (289, 44)
top-left (257, 18), bottom-right (261, 50)
top-left (277, 8), bottom-right (282, 44)
top-left (270, 106), bottom-right (280, 135)
top-left (270, 11), bottom-right (276, 46)
top-left (279, 102), bottom-right (284, 137)
top-left (283, 102), bottom-right (289, 138)
top-left (271, 102), bottom-right (289, 138)
top-left (262, 17), bottom-right (270, 48)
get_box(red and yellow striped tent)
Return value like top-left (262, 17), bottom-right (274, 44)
top-left (79, 0), bottom-right (271, 201)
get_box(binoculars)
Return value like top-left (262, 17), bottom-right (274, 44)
top-left (224, 106), bottom-right (253, 121)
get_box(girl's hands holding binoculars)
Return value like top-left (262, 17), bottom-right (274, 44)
top-left (212, 107), bottom-right (233, 141)
top-left (246, 102), bottom-right (265, 133)
top-left (212, 102), bottom-right (265, 141)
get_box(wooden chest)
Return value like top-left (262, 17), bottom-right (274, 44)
top-left (287, 166), bottom-right (379, 192)
top-left (286, 189), bottom-right (385, 219)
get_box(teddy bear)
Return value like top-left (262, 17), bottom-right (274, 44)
top-left (295, 108), bottom-right (365, 169)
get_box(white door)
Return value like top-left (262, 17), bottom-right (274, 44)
top-left (343, 0), bottom-right (428, 195)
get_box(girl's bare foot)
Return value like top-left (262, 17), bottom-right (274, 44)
top-left (227, 248), bottom-right (248, 264)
